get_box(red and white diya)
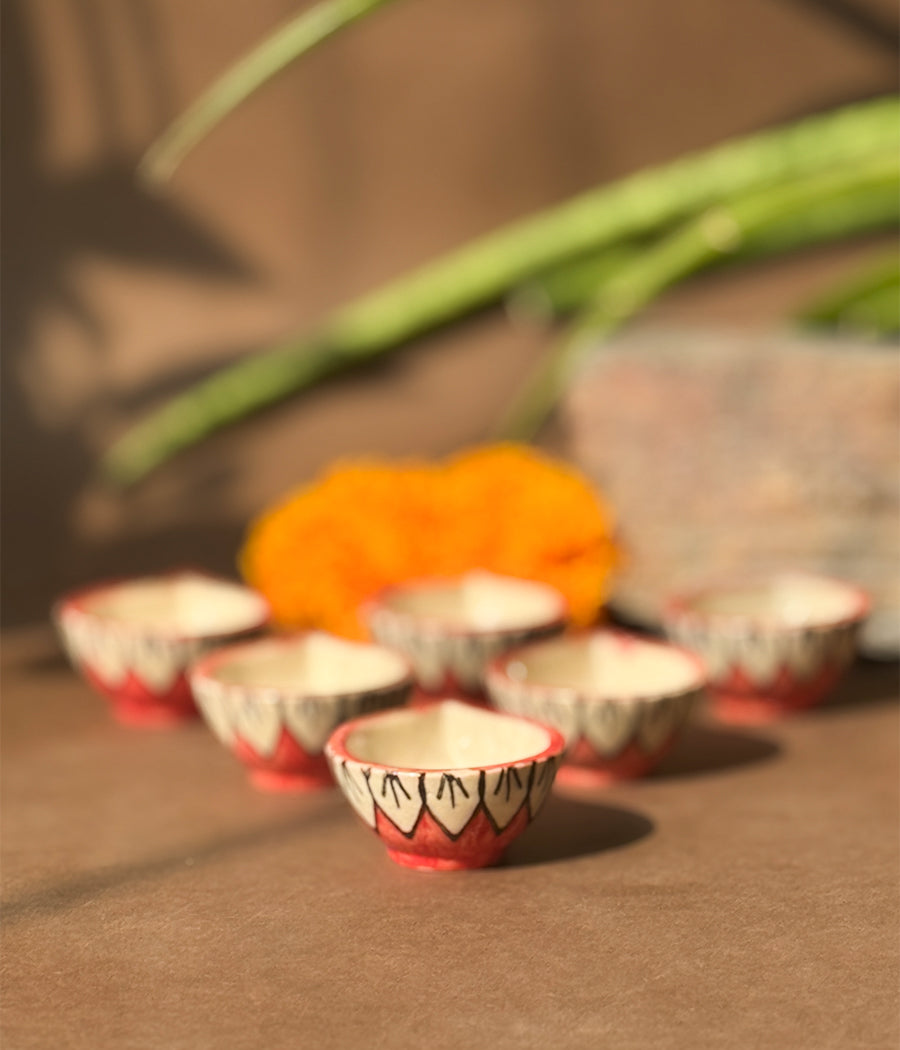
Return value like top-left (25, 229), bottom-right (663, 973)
top-left (55, 571), bottom-right (269, 727)
top-left (486, 629), bottom-right (705, 787)
top-left (362, 571), bottom-right (568, 700)
top-left (190, 632), bottom-right (414, 792)
top-left (663, 572), bottom-right (870, 723)
top-left (325, 700), bottom-right (565, 870)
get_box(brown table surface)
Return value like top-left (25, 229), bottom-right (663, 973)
top-left (2, 625), bottom-right (898, 1049)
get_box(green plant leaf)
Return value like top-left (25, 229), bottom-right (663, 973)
top-left (496, 151), bottom-right (900, 439)
top-left (798, 253), bottom-right (900, 337)
top-left (107, 96), bottom-right (900, 485)
top-left (139, 0), bottom-right (400, 185)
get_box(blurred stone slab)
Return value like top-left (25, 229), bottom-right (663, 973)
top-left (561, 327), bottom-right (900, 655)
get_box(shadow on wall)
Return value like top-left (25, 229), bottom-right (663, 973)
top-left (2, 0), bottom-right (898, 631)
top-left (0, 0), bottom-right (255, 628)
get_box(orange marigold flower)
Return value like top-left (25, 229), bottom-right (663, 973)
top-left (240, 443), bottom-right (620, 638)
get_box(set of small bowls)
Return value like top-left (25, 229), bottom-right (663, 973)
top-left (55, 567), bottom-right (869, 870)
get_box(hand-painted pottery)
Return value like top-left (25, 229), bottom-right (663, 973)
top-left (486, 630), bottom-right (705, 787)
top-left (325, 700), bottom-right (565, 870)
top-left (190, 632), bottom-right (414, 792)
top-left (55, 571), bottom-right (270, 727)
top-left (663, 572), bottom-right (869, 723)
top-left (362, 571), bottom-right (567, 700)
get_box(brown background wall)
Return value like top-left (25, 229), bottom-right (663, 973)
top-left (2, 0), bottom-right (897, 625)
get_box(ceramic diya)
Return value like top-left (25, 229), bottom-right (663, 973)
top-left (55, 571), bottom-right (269, 727)
top-left (362, 571), bottom-right (567, 700)
top-left (486, 630), bottom-right (705, 787)
top-left (663, 572), bottom-right (869, 723)
top-left (189, 632), bottom-right (414, 792)
top-left (325, 700), bottom-right (565, 870)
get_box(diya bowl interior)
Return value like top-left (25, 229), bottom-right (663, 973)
top-left (54, 571), bottom-right (270, 727)
top-left (325, 700), bottom-right (565, 870)
top-left (190, 631), bottom-right (414, 792)
top-left (663, 572), bottom-right (869, 723)
top-left (486, 630), bottom-right (705, 787)
top-left (362, 571), bottom-right (567, 698)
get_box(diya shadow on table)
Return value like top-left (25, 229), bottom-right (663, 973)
top-left (650, 721), bottom-right (782, 780)
top-left (504, 795), bottom-right (655, 867)
top-left (806, 656), bottom-right (900, 715)
top-left (1, 797), bottom-right (343, 926)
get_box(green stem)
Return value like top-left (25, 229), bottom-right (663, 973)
top-left (324, 97), bottom-right (899, 347)
top-left (139, 0), bottom-right (398, 185)
top-left (505, 243), bottom-right (645, 322)
top-left (496, 152), bottom-right (900, 440)
top-left (798, 253), bottom-right (900, 335)
top-left (511, 162), bottom-right (900, 321)
top-left (831, 281), bottom-right (900, 337)
top-left (107, 97), bottom-right (899, 484)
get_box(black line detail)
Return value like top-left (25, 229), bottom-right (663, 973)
top-left (368, 769), bottom-right (425, 840)
top-left (382, 773), bottom-right (411, 806)
top-left (435, 774), bottom-right (470, 806)
top-left (421, 775), bottom-right (481, 842)
top-left (481, 765), bottom-right (533, 835)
